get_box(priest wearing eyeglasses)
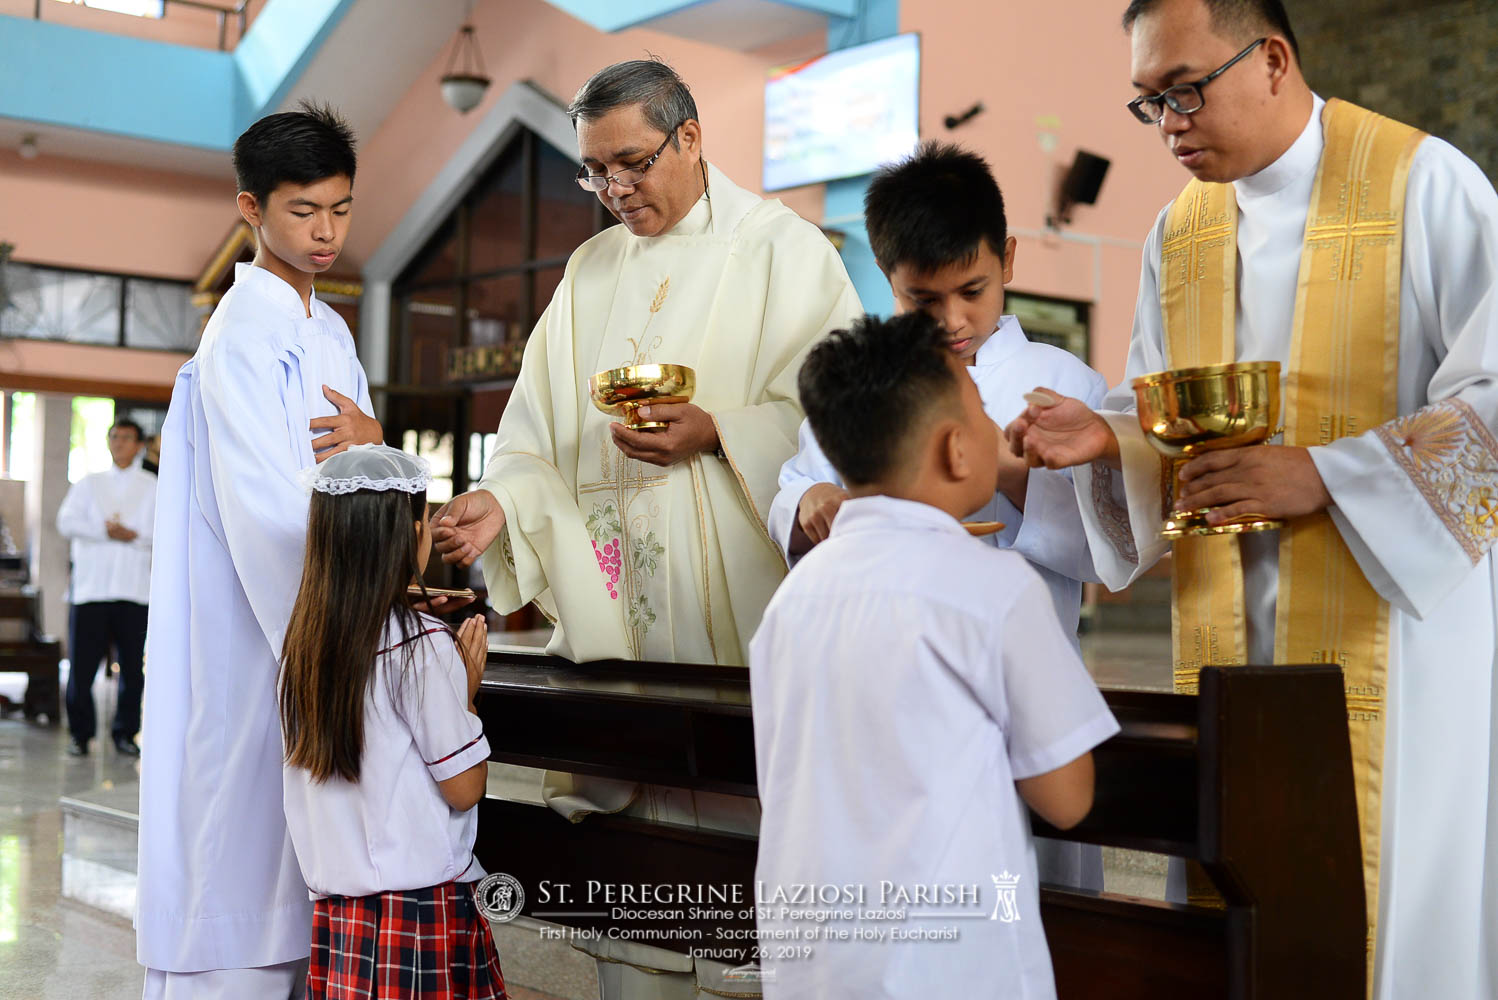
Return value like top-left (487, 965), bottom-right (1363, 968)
top-left (1006, 1), bottom-right (1498, 997)
top-left (433, 59), bottom-right (862, 667)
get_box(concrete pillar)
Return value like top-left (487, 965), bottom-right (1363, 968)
top-left (24, 393), bottom-right (73, 648)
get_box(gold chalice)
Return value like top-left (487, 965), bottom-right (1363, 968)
top-left (589, 364), bottom-right (697, 432)
top-left (1132, 361), bottom-right (1281, 538)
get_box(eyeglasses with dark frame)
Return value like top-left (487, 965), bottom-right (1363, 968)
top-left (1126, 38), bottom-right (1266, 125)
top-left (575, 122), bottom-right (686, 192)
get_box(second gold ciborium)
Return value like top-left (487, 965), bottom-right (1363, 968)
top-left (588, 364), bottom-right (696, 431)
top-left (1132, 361), bottom-right (1282, 538)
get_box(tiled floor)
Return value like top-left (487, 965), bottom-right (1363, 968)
top-left (0, 627), bottom-right (1173, 999)
top-left (0, 715), bottom-right (145, 1000)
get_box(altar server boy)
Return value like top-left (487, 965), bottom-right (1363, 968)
top-left (769, 143), bottom-right (1106, 643)
top-left (136, 102), bottom-right (387, 997)
top-left (751, 312), bottom-right (1119, 1000)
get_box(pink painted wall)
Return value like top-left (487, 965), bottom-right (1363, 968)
top-left (904, 0), bottom-right (1184, 381)
top-left (0, 0), bottom-right (1188, 388)
top-left (347, 0), bottom-right (1185, 384)
top-left (0, 339), bottom-right (188, 400)
top-left (343, 0), bottom-right (825, 273)
top-left (0, 148), bottom-right (235, 280)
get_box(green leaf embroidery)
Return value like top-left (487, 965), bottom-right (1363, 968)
top-left (631, 531), bottom-right (665, 576)
top-left (585, 501), bottom-right (622, 542)
top-left (627, 595), bottom-right (657, 632)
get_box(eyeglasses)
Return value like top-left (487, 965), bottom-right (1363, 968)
top-left (575, 123), bottom-right (684, 192)
top-left (1126, 38), bottom-right (1266, 124)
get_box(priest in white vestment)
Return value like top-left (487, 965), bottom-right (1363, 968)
top-left (1008, 3), bottom-right (1497, 997)
top-left (430, 60), bottom-right (860, 1000)
top-left (433, 63), bottom-right (861, 668)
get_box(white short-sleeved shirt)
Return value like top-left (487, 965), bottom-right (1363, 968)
top-left (282, 613), bottom-right (491, 899)
top-left (749, 496), bottom-right (1119, 1000)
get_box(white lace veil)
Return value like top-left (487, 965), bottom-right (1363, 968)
top-left (296, 444), bottom-right (431, 496)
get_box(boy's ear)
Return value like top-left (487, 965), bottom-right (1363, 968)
top-left (236, 191), bottom-right (263, 229)
top-left (940, 421), bottom-right (971, 484)
top-left (1001, 235), bottom-right (1017, 285)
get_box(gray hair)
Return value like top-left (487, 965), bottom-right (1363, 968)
top-left (568, 59), bottom-right (699, 148)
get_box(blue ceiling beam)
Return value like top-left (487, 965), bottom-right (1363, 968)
top-left (0, 0), bottom-right (354, 152)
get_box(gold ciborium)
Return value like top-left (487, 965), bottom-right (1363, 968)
top-left (589, 364), bottom-right (696, 431)
top-left (1132, 361), bottom-right (1281, 538)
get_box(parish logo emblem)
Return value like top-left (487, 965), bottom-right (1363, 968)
top-left (990, 871), bottom-right (1022, 923)
top-left (476, 872), bottom-right (525, 923)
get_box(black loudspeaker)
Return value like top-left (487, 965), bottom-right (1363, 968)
top-left (1063, 150), bottom-right (1111, 206)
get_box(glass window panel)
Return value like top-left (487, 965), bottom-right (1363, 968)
top-left (534, 141), bottom-right (602, 261)
top-left (414, 430), bottom-right (454, 505)
top-left (468, 431), bottom-right (498, 482)
top-left (0, 264), bottom-right (121, 344)
top-left (466, 276), bottom-right (526, 346)
top-left (404, 217), bottom-right (461, 288)
top-left (467, 144), bottom-right (526, 275)
top-left (69, 397), bottom-right (116, 483)
top-left (116, 406), bottom-right (168, 439)
top-left (402, 289), bottom-right (457, 386)
top-left (52, 0), bottom-right (164, 15)
top-left (532, 267), bottom-right (567, 328)
top-left (125, 278), bottom-right (198, 350)
top-left (6, 393), bottom-right (36, 484)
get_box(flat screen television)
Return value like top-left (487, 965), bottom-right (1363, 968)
top-left (763, 33), bottom-right (920, 193)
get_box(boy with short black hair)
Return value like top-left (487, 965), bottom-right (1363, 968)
top-left (137, 101), bottom-right (386, 999)
top-left (769, 142), bottom-right (1106, 643)
top-left (751, 311), bottom-right (1118, 1000)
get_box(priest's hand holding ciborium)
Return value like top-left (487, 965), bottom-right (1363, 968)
top-left (1006, 360), bottom-right (1319, 539)
top-left (588, 364), bottom-right (696, 430)
top-left (1132, 361), bottom-right (1282, 538)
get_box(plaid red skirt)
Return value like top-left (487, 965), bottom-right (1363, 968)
top-left (307, 880), bottom-right (507, 999)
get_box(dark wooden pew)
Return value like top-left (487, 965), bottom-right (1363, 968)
top-left (474, 654), bottom-right (1364, 999)
top-left (0, 588), bottom-right (62, 724)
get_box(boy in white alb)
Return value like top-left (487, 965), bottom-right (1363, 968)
top-left (751, 313), bottom-right (1118, 1000)
top-left (768, 143), bottom-right (1106, 642)
top-left (137, 105), bottom-right (386, 999)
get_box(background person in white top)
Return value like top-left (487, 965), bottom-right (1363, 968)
top-left (1007, 1), bottom-right (1498, 995)
top-left (279, 446), bottom-right (503, 999)
top-left (751, 313), bottom-right (1119, 1000)
top-left (56, 417), bottom-right (156, 757)
top-left (769, 143), bottom-right (1107, 640)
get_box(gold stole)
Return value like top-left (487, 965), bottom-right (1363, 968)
top-left (1160, 100), bottom-right (1425, 968)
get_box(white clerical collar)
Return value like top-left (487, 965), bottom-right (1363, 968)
top-left (1235, 93), bottom-right (1326, 200)
top-left (830, 495), bottom-right (968, 539)
top-left (663, 187), bottom-right (713, 237)
top-left (972, 315), bottom-right (1026, 369)
top-left (234, 262), bottom-right (318, 319)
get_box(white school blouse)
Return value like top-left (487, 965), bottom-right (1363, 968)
top-left (282, 613), bottom-right (491, 899)
top-left (750, 496), bottom-right (1119, 1000)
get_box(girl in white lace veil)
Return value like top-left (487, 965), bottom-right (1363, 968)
top-left (282, 442), bottom-right (449, 775)
top-left (277, 444), bottom-right (505, 997)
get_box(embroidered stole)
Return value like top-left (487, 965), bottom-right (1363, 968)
top-left (1160, 99), bottom-right (1426, 972)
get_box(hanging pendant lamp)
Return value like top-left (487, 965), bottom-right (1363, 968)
top-left (440, 24), bottom-right (490, 114)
